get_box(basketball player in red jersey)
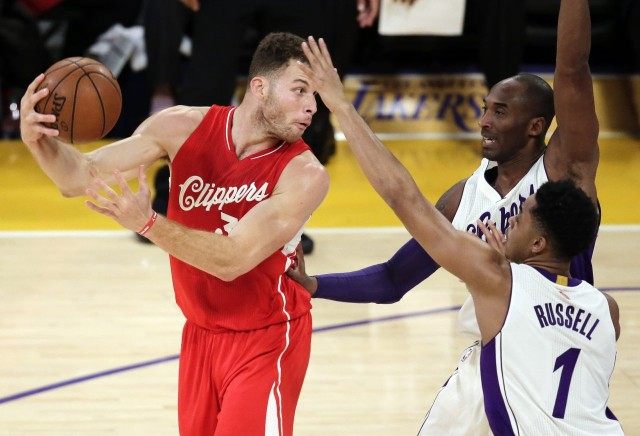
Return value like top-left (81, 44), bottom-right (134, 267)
top-left (19, 32), bottom-right (329, 435)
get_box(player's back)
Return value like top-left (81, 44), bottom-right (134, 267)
top-left (480, 263), bottom-right (623, 435)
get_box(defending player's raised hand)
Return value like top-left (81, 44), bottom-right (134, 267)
top-left (19, 74), bottom-right (59, 145)
top-left (286, 243), bottom-right (318, 296)
top-left (476, 219), bottom-right (506, 256)
top-left (85, 165), bottom-right (154, 233)
top-left (300, 37), bottom-right (348, 113)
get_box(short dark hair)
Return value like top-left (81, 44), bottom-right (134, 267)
top-left (513, 73), bottom-right (555, 134)
top-left (248, 32), bottom-right (306, 80)
top-left (531, 180), bottom-right (598, 260)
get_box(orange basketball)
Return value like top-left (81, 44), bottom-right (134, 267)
top-left (35, 57), bottom-right (122, 144)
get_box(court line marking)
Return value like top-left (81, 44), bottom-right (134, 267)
top-left (0, 305), bottom-right (461, 405)
top-left (0, 287), bottom-right (635, 407)
top-left (1, 224), bottom-right (639, 238)
top-left (334, 130), bottom-right (633, 141)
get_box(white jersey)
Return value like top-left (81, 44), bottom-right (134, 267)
top-left (452, 156), bottom-right (548, 337)
top-left (419, 155), bottom-right (602, 436)
top-left (481, 263), bottom-right (622, 435)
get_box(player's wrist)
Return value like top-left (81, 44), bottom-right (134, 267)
top-left (138, 211), bottom-right (159, 236)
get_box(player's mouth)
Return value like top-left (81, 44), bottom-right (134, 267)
top-left (295, 122), bottom-right (310, 131)
top-left (482, 134), bottom-right (497, 146)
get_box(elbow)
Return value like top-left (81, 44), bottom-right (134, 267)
top-left (216, 270), bottom-right (240, 282)
top-left (208, 253), bottom-right (247, 282)
top-left (59, 185), bottom-right (85, 198)
top-left (555, 62), bottom-right (590, 78)
top-left (378, 293), bottom-right (403, 304)
top-left (210, 262), bottom-right (242, 282)
top-left (380, 178), bottom-right (412, 208)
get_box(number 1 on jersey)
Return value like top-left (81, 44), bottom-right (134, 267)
top-left (552, 347), bottom-right (581, 419)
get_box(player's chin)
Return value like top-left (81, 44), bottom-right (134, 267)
top-left (283, 129), bottom-right (304, 143)
top-left (481, 147), bottom-right (497, 160)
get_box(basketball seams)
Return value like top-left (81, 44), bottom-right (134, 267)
top-left (42, 62), bottom-right (78, 76)
top-left (87, 72), bottom-right (121, 97)
top-left (67, 58), bottom-right (105, 71)
top-left (37, 68), bottom-right (84, 116)
top-left (82, 73), bottom-right (107, 138)
top-left (70, 74), bottom-right (83, 144)
top-left (38, 57), bottom-right (121, 143)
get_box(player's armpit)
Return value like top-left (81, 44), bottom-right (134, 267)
top-left (435, 178), bottom-right (467, 222)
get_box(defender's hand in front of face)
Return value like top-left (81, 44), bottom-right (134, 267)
top-left (477, 220), bottom-right (507, 256)
top-left (286, 243), bottom-right (318, 296)
top-left (20, 74), bottom-right (59, 146)
top-left (299, 37), bottom-right (348, 113)
top-left (85, 165), bottom-right (154, 233)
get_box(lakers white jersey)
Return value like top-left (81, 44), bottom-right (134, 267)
top-left (481, 263), bottom-right (622, 435)
top-left (453, 156), bottom-right (548, 337)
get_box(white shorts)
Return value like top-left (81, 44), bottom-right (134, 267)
top-left (418, 341), bottom-right (492, 436)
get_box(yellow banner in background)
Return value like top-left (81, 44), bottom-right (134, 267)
top-left (343, 74), bottom-right (486, 136)
top-left (339, 73), bottom-right (640, 137)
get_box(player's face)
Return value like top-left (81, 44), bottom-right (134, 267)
top-left (262, 61), bottom-right (317, 143)
top-left (479, 79), bottom-right (533, 163)
top-left (504, 196), bottom-right (539, 263)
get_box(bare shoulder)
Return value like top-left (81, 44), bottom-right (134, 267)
top-left (136, 106), bottom-right (208, 158)
top-left (435, 178), bottom-right (468, 222)
top-left (603, 291), bottom-right (621, 340)
top-left (277, 150), bottom-right (329, 197)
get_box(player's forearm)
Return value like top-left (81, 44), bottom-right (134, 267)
top-left (332, 102), bottom-right (415, 205)
top-left (25, 137), bottom-right (93, 197)
top-left (146, 216), bottom-right (242, 281)
top-left (557, 0), bottom-right (591, 72)
top-left (315, 238), bottom-right (440, 303)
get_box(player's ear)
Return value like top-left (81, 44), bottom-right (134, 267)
top-left (531, 235), bottom-right (547, 255)
top-left (249, 76), bottom-right (269, 100)
top-left (528, 116), bottom-right (546, 138)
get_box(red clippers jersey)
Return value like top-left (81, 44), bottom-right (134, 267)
top-left (167, 105), bottom-right (312, 332)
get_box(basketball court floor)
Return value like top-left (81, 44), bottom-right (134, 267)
top-left (1, 138), bottom-right (639, 435)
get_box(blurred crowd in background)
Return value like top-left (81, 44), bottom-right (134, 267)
top-left (1, 0), bottom-right (639, 142)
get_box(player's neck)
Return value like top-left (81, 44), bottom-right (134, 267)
top-left (524, 258), bottom-right (572, 278)
top-left (492, 149), bottom-right (544, 196)
top-left (230, 104), bottom-right (282, 159)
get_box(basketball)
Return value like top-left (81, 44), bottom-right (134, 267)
top-left (35, 57), bottom-right (122, 144)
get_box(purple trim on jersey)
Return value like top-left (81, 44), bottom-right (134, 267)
top-left (606, 407), bottom-right (618, 421)
top-left (314, 238), bottom-right (439, 303)
top-left (532, 267), bottom-right (581, 287)
top-left (480, 338), bottom-right (517, 436)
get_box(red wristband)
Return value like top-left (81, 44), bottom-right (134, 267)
top-left (138, 211), bottom-right (158, 236)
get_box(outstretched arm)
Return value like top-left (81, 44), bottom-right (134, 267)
top-left (311, 238), bottom-right (439, 303)
top-left (295, 181), bottom-right (465, 303)
top-left (545, 0), bottom-right (599, 200)
top-left (299, 37), bottom-right (510, 318)
top-left (20, 74), bottom-right (187, 197)
top-left (87, 151), bottom-right (329, 281)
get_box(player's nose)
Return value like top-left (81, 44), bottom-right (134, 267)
top-left (305, 94), bottom-right (317, 115)
top-left (478, 111), bottom-right (491, 128)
